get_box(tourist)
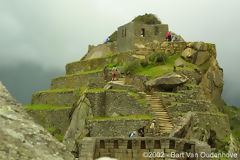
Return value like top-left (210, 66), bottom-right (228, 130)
top-left (112, 66), bottom-right (118, 81)
top-left (129, 131), bottom-right (137, 137)
top-left (138, 126), bottom-right (145, 137)
top-left (105, 37), bottom-right (110, 43)
top-left (166, 31), bottom-right (172, 42)
top-left (150, 119), bottom-right (156, 135)
top-left (103, 66), bottom-right (108, 82)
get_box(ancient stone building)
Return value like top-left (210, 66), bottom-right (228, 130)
top-left (117, 22), bottom-right (168, 53)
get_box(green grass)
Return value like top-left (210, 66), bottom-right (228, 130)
top-left (223, 105), bottom-right (240, 143)
top-left (55, 134), bottom-right (64, 142)
top-left (88, 115), bottom-right (154, 121)
top-left (135, 54), bottom-right (181, 78)
top-left (23, 104), bottom-right (72, 111)
top-left (128, 91), bottom-right (147, 106)
top-left (34, 88), bottom-right (75, 95)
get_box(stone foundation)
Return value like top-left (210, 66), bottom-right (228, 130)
top-left (51, 71), bottom-right (107, 89)
top-left (32, 90), bottom-right (75, 106)
top-left (26, 108), bottom-right (71, 135)
top-left (87, 119), bottom-right (153, 137)
top-left (86, 90), bottom-right (149, 117)
top-left (78, 137), bottom-right (211, 160)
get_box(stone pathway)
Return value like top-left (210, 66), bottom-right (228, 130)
top-left (141, 92), bottom-right (173, 134)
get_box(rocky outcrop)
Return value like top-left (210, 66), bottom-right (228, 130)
top-left (146, 72), bottom-right (188, 90)
top-left (82, 42), bottom-right (117, 60)
top-left (181, 42), bottom-right (223, 108)
top-left (0, 82), bottom-right (74, 160)
top-left (63, 93), bottom-right (93, 152)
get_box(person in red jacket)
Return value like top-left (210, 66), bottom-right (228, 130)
top-left (165, 31), bottom-right (172, 42)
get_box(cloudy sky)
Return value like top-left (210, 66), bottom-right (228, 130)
top-left (0, 0), bottom-right (240, 106)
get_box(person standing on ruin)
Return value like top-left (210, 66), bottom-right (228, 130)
top-left (166, 31), bottom-right (172, 42)
top-left (112, 65), bottom-right (118, 81)
top-left (103, 66), bottom-right (108, 82)
top-left (150, 119), bottom-right (156, 136)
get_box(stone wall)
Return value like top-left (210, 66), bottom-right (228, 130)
top-left (82, 41), bottom-right (117, 60)
top-left (51, 71), bottom-right (107, 89)
top-left (26, 108), bottom-right (71, 135)
top-left (125, 74), bottom-right (150, 91)
top-left (78, 137), bottom-right (211, 160)
top-left (66, 52), bottom-right (137, 75)
top-left (86, 90), bottom-right (149, 117)
top-left (87, 119), bottom-right (152, 137)
top-left (32, 90), bottom-right (76, 106)
top-left (170, 112), bottom-right (231, 150)
top-left (66, 57), bottom-right (111, 75)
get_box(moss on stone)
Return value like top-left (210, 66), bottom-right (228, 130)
top-left (34, 88), bottom-right (75, 95)
top-left (171, 102), bottom-right (188, 105)
top-left (23, 104), bottom-right (72, 111)
top-left (88, 115), bottom-right (153, 121)
top-left (160, 92), bottom-right (183, 96)
top-left (55, 134), bottom-right (64, 142)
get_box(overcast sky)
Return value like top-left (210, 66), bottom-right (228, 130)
top-left (0, 0), bottom-right (240, 106)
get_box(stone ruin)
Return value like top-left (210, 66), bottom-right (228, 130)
top-left (23, 15), bottom-right (239, 159)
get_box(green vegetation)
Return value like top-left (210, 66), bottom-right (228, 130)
top-left (216, 135), bottom-right (230, 153)
top-left (55, 134), bottom-right (64, 142)
top-left (132, 13), bottom-right (161, 24)
top-left (223, 105), bottom-right (240, 143)
top-left (128, 91), bottom-right (147, 106)
top-left (124, 53), bottom-right (181, 78)
top-left (88, 115), bottom-right (153, 121)
top-left (34, 88), bottom-right (75, 95)
top-left (45, 127), bottom-right (64, 142)
top-left (23, 104), bottom-right (71, 111)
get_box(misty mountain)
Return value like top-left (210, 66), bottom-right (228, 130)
top-left (0, 63), bottom-right (64, 105)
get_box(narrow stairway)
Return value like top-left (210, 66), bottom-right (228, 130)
top-left (140, 92), bottom-right (173, 134)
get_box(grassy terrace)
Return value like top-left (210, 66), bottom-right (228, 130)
top-left (88, 115), bottom-right (153, 121)
top-left (34, 88), bottom-right (75, 95)
top-left (87, 88), bottom-right (147, 106)
top-left (125, 53), bottom-right (198, 79)
top-left (23, 104), bottom-right (72, 111)
top-left (135, 54), bottom-right (180, 78)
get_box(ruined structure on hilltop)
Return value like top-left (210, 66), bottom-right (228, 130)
top-left (117, 21), bottom-right (168, 53)
top-left (22, 14), bottom-right (239, 159)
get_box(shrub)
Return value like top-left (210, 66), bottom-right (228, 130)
top-left (132, 13), bottom-right (161, 24)
top-left (140, 59), bottom-right (149, 67)
top-left (146, 52), bottom-right (168, 65)
top-left (123, 60), bottom-right (141, 74)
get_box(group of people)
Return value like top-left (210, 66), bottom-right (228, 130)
top-left (128, 120), bottom-right (156, 138)
top-left (103, 65), bottom-right (119, 82)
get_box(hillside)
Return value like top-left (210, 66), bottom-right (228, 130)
top-left (20, 14), bottom-right (239, 159)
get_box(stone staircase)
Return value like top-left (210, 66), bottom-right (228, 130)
top-left (109, 78), bottom-right (173, 134)
top-left (139, 92), bottom-right (173, 134)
